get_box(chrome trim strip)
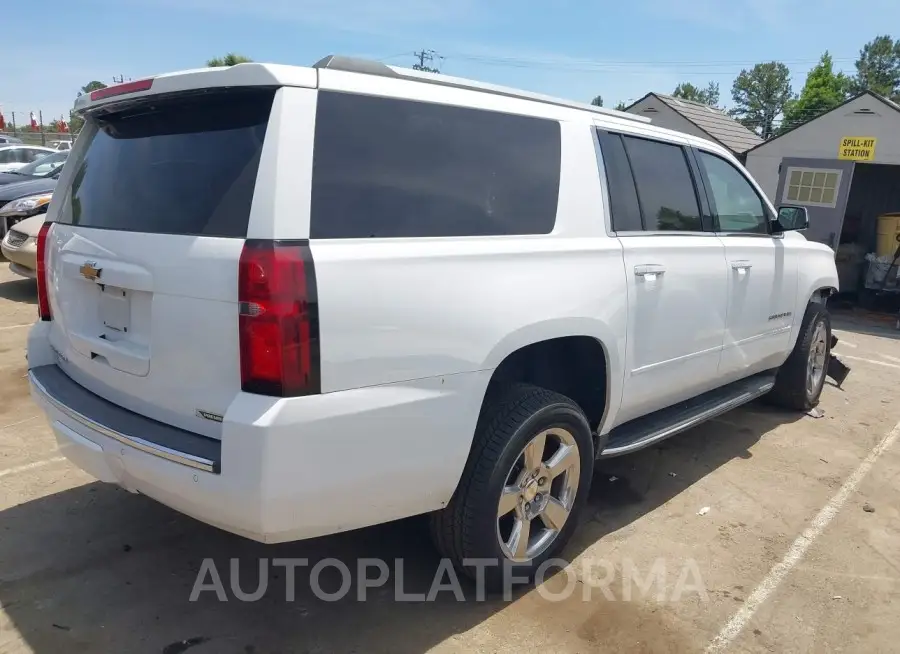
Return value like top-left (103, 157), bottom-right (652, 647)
top-left (29, 370), bottom-right (217, 473)
top-left (601, 381), bottom-right (774, 457)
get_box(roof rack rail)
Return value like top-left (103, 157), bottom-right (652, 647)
top-left (312, 54), bottom-right (650, 124)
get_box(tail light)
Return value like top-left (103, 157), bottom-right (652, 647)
top-left (238, 240), bottom-right (320, 397)
top-left (36, 221), bottom-right (53, 321)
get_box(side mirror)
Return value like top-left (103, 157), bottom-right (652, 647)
top-left (774, 205), bottom-right (809, 233)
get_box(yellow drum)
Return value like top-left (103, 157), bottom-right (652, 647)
top-left (876, 212), bottom-right (900, 257)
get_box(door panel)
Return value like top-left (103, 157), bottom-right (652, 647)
top-left (775, 157), bottom-right (855, 251)
top-left (717, 237), bottom-right (797, 377)
top-left (694, 148), bottom-right (800, 378)
top-left (616, 235), bottom-right (728, 425)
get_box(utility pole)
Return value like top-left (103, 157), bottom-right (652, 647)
top-left (412, 49), bottom-right (442, 74)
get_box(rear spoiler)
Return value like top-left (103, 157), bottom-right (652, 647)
top-left (73, 63), bottom-right (317, 114)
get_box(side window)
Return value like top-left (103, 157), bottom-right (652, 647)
top-left (697, 151), bottom-right (768, 234)
top-left (596, 130), bottom-right (642, 232)
top-left (0, 150), bottom-right (12, 164)
top-left (621, 136), bottom-right (703, 232)
top-left (25, 149), bottom-right (46, 163)
top-left (310, 92), bottom-right (562, 238)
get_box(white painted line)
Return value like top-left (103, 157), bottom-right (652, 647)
top-left (0, 415), bottom-right (38, 431)
top-left (0, 457), bottom-right (67, 479)
top-left (832, 333), bottom-right (858, 348)
top-left (833, 352), bottom-right (900, 370)
top-left (706, 419), bottom-right (900, 653)
top-left (0, 323), bottom-right (32, 331)
top-left (881, 353), bottom-right (900, 364)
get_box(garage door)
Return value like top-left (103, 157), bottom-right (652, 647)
top-left (774, 157), bottom-right (855, 251)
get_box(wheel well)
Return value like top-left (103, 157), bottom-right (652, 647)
top-left (484, 336), bottom-right (608, 431)
top-left (811, 286), bottom-right (838, 305)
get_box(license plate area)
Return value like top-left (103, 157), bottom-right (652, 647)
top-left (99, 285), bottom-right (131, 336)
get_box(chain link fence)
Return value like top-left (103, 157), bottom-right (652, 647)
top-left (0, 130), bottom-right (77, 147)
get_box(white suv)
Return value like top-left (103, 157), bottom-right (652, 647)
top-left (27, 57), bottom-right (838, 585)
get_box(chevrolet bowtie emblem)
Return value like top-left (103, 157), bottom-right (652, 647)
top-left (80, 261), bottom-right (102, 281)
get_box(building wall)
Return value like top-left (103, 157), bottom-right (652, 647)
top-left (625, 96), bottom-right (711, 141)
top-left (745, 94), bottom-right (900, 202)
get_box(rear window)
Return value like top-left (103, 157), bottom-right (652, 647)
top-left (60, 89), bottom-right (274, 237)
top-left (310, 92), bottom-right (561, 239)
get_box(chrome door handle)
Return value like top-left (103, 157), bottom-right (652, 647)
top-left (634, 264), bottom-right (666, 281)
top-left (731, 261), bottom-right (752, 272)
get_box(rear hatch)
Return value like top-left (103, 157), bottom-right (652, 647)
top-left (45, 87), bottom-right (275, 438)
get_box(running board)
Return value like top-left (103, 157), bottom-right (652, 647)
top-left (600, 372), bottom-right (777, 458)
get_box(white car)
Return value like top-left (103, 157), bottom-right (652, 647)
top-left (0, 145), bottom-right (56, 172)
top-left (27, 58), bottom-right (838, 587)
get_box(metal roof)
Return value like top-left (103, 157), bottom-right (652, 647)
top-left (629, 93), bottom-right (764, 154)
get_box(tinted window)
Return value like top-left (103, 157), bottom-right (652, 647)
top-left (622, 136), bottom-right (702, 232)
top-left (18, 150), bottom-right (67, 176)
top-left (698, 151), bottom-right (767, 234)
top-left (311, 92), bottom-right (561, 238)
top-left (59, 89), bottom-right (274, 237)
top-left (24, 149), bottom-right (47, 163)
top-left (596, 131), bottom-right (642, 232)
top-left (0, 150), bottom-right (13, 164)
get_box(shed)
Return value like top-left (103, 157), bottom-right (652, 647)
top-left (624, 92), bottom-right (763, 159)
top-left (744, 91), bottom-right (900, 299)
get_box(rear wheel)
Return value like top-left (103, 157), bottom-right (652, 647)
top-left (768, 304), bottom-right (831, 410)
top-left (430, 384), bottom-right (594, 590)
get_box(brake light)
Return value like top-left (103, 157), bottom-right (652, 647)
top-left (90, 79), bottom-right (153, 101)
top-left (36, 221), bottom-right (52, 321)
top-left (238, 240), bottom-right (320, 397)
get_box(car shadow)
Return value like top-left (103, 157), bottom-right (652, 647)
top-left (0, 277), bottom-right (37, 304)
top-left (831, 308), bottom-right (900, 341)
top-left (0, 402), bottom-right (803, 654)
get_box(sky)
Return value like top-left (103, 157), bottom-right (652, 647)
top-left (2, 0), bottom-right (899, 126)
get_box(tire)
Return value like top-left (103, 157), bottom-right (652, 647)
top-left (768, 303), bottom-right (831, 411)
top-left (430, 384), bottom-right (594, 591)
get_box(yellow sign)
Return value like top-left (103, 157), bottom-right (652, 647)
top-left (838, 136), bottom-right (877, 161)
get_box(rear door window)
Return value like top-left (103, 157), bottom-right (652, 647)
top-left (310, 92), bottom-right (562, 238)
top-left (621, 135), bottom-right (703, 232)
top-left (59, 89), bottom-right (274, 237)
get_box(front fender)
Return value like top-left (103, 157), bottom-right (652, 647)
top-left (790, 239), bottom-right (839, 349)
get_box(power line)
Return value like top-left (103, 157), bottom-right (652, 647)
top-left (413, 49), bottom-right (442, 73)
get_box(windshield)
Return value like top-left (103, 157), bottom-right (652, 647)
top-left (16, 150), bottom-right (68, 176)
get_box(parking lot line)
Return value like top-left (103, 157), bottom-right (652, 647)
top-left (706, 418), bottom-right (900, 653)
top-left (0, 457), bottom-right (67, 479)
top-left (0, 323), bottom-right (32, 331)
top-left (0, 416), bottom-right (37, 432)
top-left (833, 352), bottom-right (900, 369)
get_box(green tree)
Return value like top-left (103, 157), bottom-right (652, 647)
top-left (673, 81), bottom-right (720, 106)
top-left (590, 95), bottom-right (604, 107)
top-left (730, 62), bottom-right (793, 139)
top-left (850, 35), bottom-right (900, 99)
top-left (780, 52), bottom-right (849, 132)
top-left (207, 53), bottom-right (253, 67)
top-left (68, 81), bottom-right (109, 134)
top-left (614, 101), bottom-right (627, 111)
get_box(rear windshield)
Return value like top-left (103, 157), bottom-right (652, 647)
top-left (59, 89), bottom-right (274, 237)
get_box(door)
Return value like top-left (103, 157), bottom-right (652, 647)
top-left (605, 132), bottom-right (728, 425)
top-left (695, 148), bottom-right (799, 378)
top-left (775, 157), bottom-right (855, 251)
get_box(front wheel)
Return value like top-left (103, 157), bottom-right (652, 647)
top-left (768, 304), bottom-right (831, 410)
top-left (430, 384), bottom-right (594, 590)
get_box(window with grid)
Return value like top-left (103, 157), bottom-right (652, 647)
top-left (783, 168), bottom-right (841, 207)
